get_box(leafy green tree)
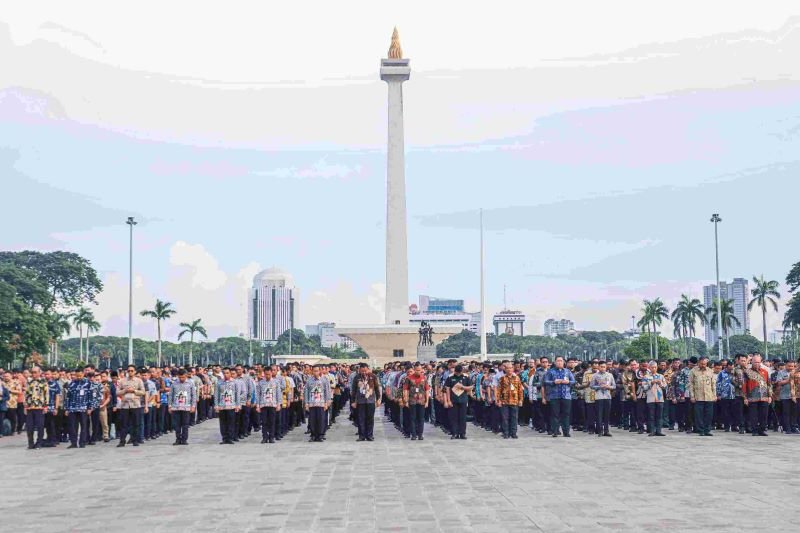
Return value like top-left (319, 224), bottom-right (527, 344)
top-left (712, 334), bottom-right (762, 358)
top-left (786, 261), bottom-right (800, 294)
top-left (624, 333), bottom-right (672, 361)
top-left (638, 298), bottom-right (669, 359)
top-left (706, 298), bottom-right (740, 358)
top-left (178, 319), bottom-right (207, 366)
top-left (748, 275), bottom-right (781, 358)
top-left (0, 251), bottom-right (103, 309)
top-left (140, 299), bottom-right (176, 366)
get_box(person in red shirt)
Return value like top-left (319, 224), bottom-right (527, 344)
top-left (742, 354), bottom-right (772, 436)
top-left (403, 363), bottom-right (430, 441)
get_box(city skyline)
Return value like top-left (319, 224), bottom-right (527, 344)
top-left (3, 4), bottom-right (799, 344)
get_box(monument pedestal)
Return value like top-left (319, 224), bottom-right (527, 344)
top-left (416, 344), bottom-right (437, 362)
top-left (334, 324), bottom-right (461, 365)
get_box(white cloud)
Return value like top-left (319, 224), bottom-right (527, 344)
top-left (168, 241), bottom-right (227, 290)
top-left (253, 159), bottom-right (365, 180)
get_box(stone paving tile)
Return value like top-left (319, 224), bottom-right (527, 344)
top-left (2, 412), bottom-right (800, 531)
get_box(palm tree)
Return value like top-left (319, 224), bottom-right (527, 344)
top-left (140, 299), bottom-right (177, 367)
top-left (748, 275), bottom-right (781, 358)
top-left (637, 300), bottom-right (656, 358)
top-left (71, 307), bottom-right (93, 362)
top-left (782, 294), bottom-right (800, 360)
top-left (706, 298), bottom-right (740, 357)
top-left (671, 295), bottom-right (706, 357)
top-left (178, 319), bottom-right (207, 366)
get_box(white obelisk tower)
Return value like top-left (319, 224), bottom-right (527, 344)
top-left (381, 27), bottom-right (410, 325)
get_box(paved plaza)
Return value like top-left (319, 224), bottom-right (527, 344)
top-left (1, 411), bottom-right (799, 533)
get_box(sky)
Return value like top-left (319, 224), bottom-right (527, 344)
top-left (2, 1), bottom-right (799, 343)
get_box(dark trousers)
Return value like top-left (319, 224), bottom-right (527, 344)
top-left (647, 402), bottom-right (664, 434)
top-left (621, 401), bottom-right (634, 428)
top-left (490, 404), bottom-right (501, 432)
top-left (409, 404), bottom-right (425, 437)
top-left (5, 409), bottom-right (17, 436)
top-left (501, 405), bottom-right (519, 437)
top-left (118, 408), bottom-right (142, 444)
top-left (356, 402), bottom-right (376, 439)
top-left (67, 411), bottom-right (89, 446)
top-left (694, 401), bottom-right (714, 434)
top-left (218, 409), bottom-right (236, 442)
top-left (90, 408), bottom-right (101, 442)
top-left (781, 399), bottom-right (797, 431)
top-left (610, 395), bottom-right (621, 425)
top-left (531, 400), bottom-right (545, 430)
top-left (635, 399), bottom-right (647, 431)
top-left (733, 397), bottom-right (746, 430)
top-left (449, 402), bottom-right (467, 437)
top-left (584, 402), bottom-right (597, 433)
top-left (0, 410), bottom-right (5, 437)
top-left (159, 405), bottom-right (169, 433)
top-left (171, 411), bottom-right (191, 443)
top-left (596, 399), bottom-right (611, 434)
top-left (308, 406), bottom-right (326, 438)
top-left (260, 407), bottom-right (276, 440)
top-left (26, 409), bottom-right (45, 446)
top-left (519, 399), bottom-right (531, 426)
top-left (16, 404), bottom-right (25, 432)
top-left (719, 399), bottom-right (735, 430)
top-left (749, 401), bottom-right (769, 434)
top-left (549, 398), bottom-right (571, 436)
top-left (675, 401), bottom-right (688, 430)
top-left (45, 412), bottom-right (58, 444)
top-left (401, 406), bottom-right (411, 436)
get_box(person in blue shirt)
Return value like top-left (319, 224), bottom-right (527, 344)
top-left (44, 369), bottom-right (62, 447)
top-left (64, 368), bottom-right (92, 448)
top-left (544, 356), bottom-right (576, 438)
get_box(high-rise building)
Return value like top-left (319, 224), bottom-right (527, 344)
top-left (248, 268), bottom-right (297, 343)
top-left (703, 277), bottom-right (749, 347)
top-left (305, 322), bottom-right (357, 351)
top-left (544, 318), bottom-right (575, 337)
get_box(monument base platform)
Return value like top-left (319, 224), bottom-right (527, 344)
top-left (334, 324), bottom-right (461, 366)
top-left (416, 344), bottom-right (437, 362)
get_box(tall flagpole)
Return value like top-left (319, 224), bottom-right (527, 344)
top-left (480, 209), bottom-right (488, 361)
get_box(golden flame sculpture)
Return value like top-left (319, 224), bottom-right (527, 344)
top-left (388, 26), bottom-right (403, 59)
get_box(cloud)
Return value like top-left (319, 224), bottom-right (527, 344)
top-left (168, 241), bottom-right (227, 290)
top-left (252, 158), bottom-right (366, 180)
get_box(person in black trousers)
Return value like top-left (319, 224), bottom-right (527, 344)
top-left (402, 363), bottom-right (428, 441)
top-left (168, 369), bottom-right (196, 445)
top-left (351, 363), bottom-right (382, 441)
top-left (444, 365), bottom-right (474, 440)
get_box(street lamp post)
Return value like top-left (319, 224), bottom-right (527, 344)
top-left (711, 214), bottom-right (723, 359)
top-left (126, 217), bottom-right (137, 366)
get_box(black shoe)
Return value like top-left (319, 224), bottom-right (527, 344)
top-left (655, 433), bottom-right (666, 437)
top-left (502, 435), bottom-right (509, 439)
top-left (758, 431), bottom-right (768, 437)
top-left (87, 442), bottom-right (96, 446)
top-left (67, 444), bottom-right (78, 449)
top-left (357, 437), bottom-right (365, 441)
top-left (79, 444), bottom-right (86, 448)
top-left (418, 436), bottom-right (423, 441)
top-left (367, 437), bottom-right (374, 441)
top-left (511, 435), bottom-right (518, 439)
top-left (116, 442), bottom-right (125, 448)
top-left (132, 442), bottom-right (139, 447)
top-left (705, 432), bottom-right (713, 437)
top-left (563, 433), bottom-right (571, 438)
top-left (172, 442), bottom-right (180, 446)
top-left (260, 438), bottom-right (267, 444)
top-left (103, 438), bottom-right (110, 443)
top-left (603, 432), bottom-right (612, 437)
top-left (411, 436), bottom-right (418, 441)
top-left (451, 435), bottom-right (457, 439)
top-left (552, 434), bottom-right (558, 438)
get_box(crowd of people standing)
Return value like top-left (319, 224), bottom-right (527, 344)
top-left (1, 351), bottom-right (797, 450)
